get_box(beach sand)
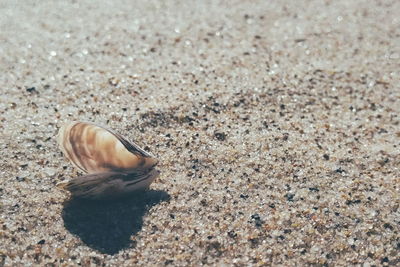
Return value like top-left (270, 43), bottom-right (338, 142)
top-left (0, 0), bottom-right (399, 266)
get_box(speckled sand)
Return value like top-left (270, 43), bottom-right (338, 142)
top-left (0, 0), bottom-right (399, 266)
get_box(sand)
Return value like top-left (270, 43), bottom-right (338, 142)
top-left (0, 0), bottom-right (399, 266)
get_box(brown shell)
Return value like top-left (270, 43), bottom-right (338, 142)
top-left (58, 121), bottom-right (158, 174)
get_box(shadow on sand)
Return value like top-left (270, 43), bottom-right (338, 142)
top-left (62, 190), bottom-right (170, 255)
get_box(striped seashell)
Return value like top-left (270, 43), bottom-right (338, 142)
top-left (57, 121), bottom-right (159, 199)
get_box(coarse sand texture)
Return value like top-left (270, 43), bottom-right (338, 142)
top-left (0, 0), bottom-right (399, 266)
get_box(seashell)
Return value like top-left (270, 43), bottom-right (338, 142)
top-left (57, 121), bottom-right (159, 199)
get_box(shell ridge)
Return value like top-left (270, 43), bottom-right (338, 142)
top-left (124, 173), bottom-right (154, 186)
top-left (70, 123), bottom-right (91, 173)
top-left (60, 122), bottom-right (87, 173)
top-left (65, 172), bottom-right (125, 196)
top-left (110, 130), bottom-right (151, 158)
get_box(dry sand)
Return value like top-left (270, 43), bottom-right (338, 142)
top-left (0, 0), bottom-right (399, 266)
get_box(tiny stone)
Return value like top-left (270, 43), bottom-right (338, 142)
top-left (214, 132), bottom-right (226, 141)
top-left (381, 257), bottom-right (389, 263)
top-left (239, 194), bottom-right (249, 199)
top-left (44, 168), bottom-right (57, 177)
top-left (335, 168), bottom-right (345, 174)
top-left (285, 193), bottom-right (295, 202)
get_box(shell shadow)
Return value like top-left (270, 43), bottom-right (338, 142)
top-left (62, 190), bottom-right (170, 255)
